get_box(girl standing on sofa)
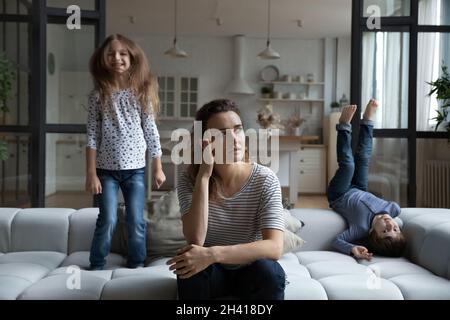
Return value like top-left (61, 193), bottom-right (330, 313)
top-left (327, 100), bottom-right (406, 261)
top-left (85, 34), bottom-right (165, 270)
top-left (169, 99), bottom-right (286, 300)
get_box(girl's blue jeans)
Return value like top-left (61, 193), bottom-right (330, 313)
top-left (327, 120), bottom-right (374, 203)
top-left (89, 167), bottom-right (147, 269)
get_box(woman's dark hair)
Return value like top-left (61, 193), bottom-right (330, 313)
top-left (187, 99), bottom-right (247, 200)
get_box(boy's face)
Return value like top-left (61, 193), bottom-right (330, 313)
top-left (104, 40), bottom-right (131, 75)
top-left (371, 214), bottom-right (401, 239)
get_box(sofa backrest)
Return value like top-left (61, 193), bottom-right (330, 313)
top-left (0, 208), bottom-right (21, 252)
top-left (0, 208), bottom-right (123, 254)
top-left (291, 207), bottom-right (450, 280)
top-left (68, 208), bottom-right (124, 254)
top-left (289, 208), bottom-right (347, 251)
top-left (10, 209), bottom-right (74, 253)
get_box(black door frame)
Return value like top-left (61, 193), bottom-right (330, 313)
top-left (351, 0), bottom-right (450, 207)
top-left (0, 0), bottom-right (105, 207)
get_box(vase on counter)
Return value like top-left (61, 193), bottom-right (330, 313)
top-left (294, 125), bottom-right (304, 136)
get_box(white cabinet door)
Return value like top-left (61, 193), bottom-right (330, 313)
top-left (298, 146), bottom-right (326, 193)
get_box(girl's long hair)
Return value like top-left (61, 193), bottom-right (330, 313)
top-left (187, 99), bottom-right (249, 201)
top-left (89, 34), bottom-right (160, 116)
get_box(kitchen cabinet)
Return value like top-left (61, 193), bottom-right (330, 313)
top-left (158, 76), bottom-right (199, 120)
top-left (298, 145), bottom-right (327, 194)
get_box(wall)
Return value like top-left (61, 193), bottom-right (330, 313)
top-left (130, 34), bottom-right (330, 137)
top-left (336, 36), bottom-right (351, 104)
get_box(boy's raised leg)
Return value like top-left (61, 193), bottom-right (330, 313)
top-left (351, 99), bottom-right (377, 191)
top-left (327, 105), bottom-right (357, 203)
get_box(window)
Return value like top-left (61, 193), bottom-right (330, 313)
top-left (362, 31), bottom-right (409, 128)
top-left (417, 32), bottom-right (450, 130)
top-left (352, 0), bottom-right (450, 206)
top-left (419, 0), bottom-right (450, 25)
top-left (158, 75), bottom-right (199, 120)
top-left (363, 0), bottom-right (411, 16)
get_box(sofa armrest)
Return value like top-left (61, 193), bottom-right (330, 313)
top-left (400, 208), bottom-right (450, 280)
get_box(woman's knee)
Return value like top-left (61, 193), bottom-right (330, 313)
top-left (250, 259), bottom-right (286, 290)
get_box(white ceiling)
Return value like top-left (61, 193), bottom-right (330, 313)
top-left (106, 0), bottom-right (352, 39)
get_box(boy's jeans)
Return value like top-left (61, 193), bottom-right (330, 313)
top-left (89, 167), bottom-right (147, 269)
top-left (327, 120), bottom-right (374, 203)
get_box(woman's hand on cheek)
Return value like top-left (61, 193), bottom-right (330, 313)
top-left (198, 139), bottom-right (214, 179)
top-left (166, 244), bottom-right (215, 279)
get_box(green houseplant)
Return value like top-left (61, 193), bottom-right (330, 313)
top-left (330, 101), bottom-right (341, 112)
top-left (428, 64), bottom-right (450, 142)
top-left (0, 52), bottom-right (15, 160)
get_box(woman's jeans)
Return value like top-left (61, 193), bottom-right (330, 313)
top-left (177, 259), bottom-right (286, 300)
top-left (89, 167), bottom-right (147, 269)
top-left (327, 120), bottom-right (374, 203)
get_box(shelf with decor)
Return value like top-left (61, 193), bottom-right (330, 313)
top-left (259, 82), bottom-right (324, 102)
top-left (259, 81), bottom-right (324, 86)
top-left (258, 98), bottom-right (324, 103)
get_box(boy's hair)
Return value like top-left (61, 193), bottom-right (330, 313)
top-left (89, 34), bottom-right (160, 117)
top-left (368, 230), bottom-right (406, 257)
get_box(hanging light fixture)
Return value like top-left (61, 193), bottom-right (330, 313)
top-left (165, 0), bottom-right (187, 58)
top-left (258, 0), bottom-right (280, 59)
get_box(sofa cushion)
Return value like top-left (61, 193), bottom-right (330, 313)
top-left (49, 267), bottom-right (113, 281)
top-left (18, 272), bottom-right (108, 300)
top-left (389, 274), bottom-right (450, 300)
top-left (0, 208), bottom-right (20, 253)
top-left (11, 209), bottom-right (74, 253)
top-left (0, 262), bottom-right (50, 283)
top-left (306, 261), bottom-right (370, 280)
top-left (0, 262), bottom-right (51, 300)
top-left (0, 276), bottom-right (32, 300)
top-left (0, 251), bottom-right (66, 270)
top-left (319, 275), bottom-right (404, 300)
top-left (0, 252), bottom-right (63, 300)
top-left (285, 276), bottom-right (328, 300)
top-left (362, 260), bottom-right (433, 279)
top-left (278, 253), bottom-right (328, 300)
top-left (61, 251), bottom-right (126, 270)
top-left (101, 265), bottom-right (177, 300)
top-left (296, 251), bottom-right (356, 265)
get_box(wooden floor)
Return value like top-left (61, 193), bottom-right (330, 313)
top-left (45, 191), bottom-right (92, 209)
top-left (294, 195), bottom-right (329, 209)
top-left (13, 191), bottom-right (329, 210)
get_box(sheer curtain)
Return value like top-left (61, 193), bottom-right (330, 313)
top-left (417, 0), bottom-right (440, 131)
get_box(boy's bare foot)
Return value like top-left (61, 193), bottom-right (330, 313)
top-left (339, 105), bottom-right (357, 124)
top-left (363, 99), bottom-right (378, 121)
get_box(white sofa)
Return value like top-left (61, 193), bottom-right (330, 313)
top-left (0, 207), bottom-right (449, 300)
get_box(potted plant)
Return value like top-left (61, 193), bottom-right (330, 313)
top-left (261, 86), bottom-right (272, 99)
top-left (0, 52), bottom-right (15, 160)
top-left (427, 64), bottom-right (450, 142)
top-left (330, 101), bottom-right (341, 112)
top-left (284, 113), bottom-right (305, 136)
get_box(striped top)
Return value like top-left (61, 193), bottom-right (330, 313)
top-left (177, 163), bottom-right (285, 248)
